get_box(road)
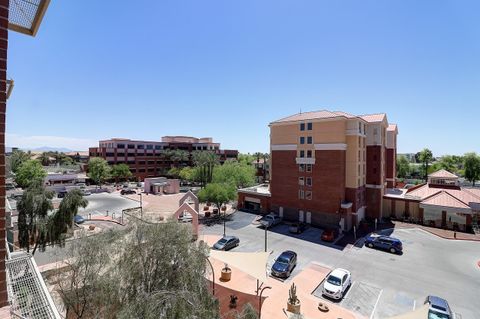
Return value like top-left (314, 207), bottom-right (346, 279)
top-left (201, 211), bottom-right (480, 319)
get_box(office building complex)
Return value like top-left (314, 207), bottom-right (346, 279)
top-left (89, 136), bottom-right (238, 181)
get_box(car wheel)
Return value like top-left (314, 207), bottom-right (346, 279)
top-left (390, 247), bottom-right (396, 254)
top-left (367, 243), bottom-right (374, 248)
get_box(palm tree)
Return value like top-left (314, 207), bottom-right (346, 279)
top-left (193, 151), bottom-right (219, 187)
top-left (17, 180), bottom-right (54, 254)
top-left (38, 152), bottom-right (51, 166)
top-left (170, 149), bottom-right (190, 167)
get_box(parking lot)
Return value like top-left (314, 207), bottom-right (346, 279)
top-left (201, 211), bottom-right (480, 319)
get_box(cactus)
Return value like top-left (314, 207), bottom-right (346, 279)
top-left (288, 282), bottom-right (299, 305)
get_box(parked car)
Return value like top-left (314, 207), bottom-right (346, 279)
top-left (424, 295), bottom-right (453, 319)
top-left (271, 250), bottom-right (297, 278)
top-left (289, 222), bottom-right (307, 234)
top-left (364, 234), bottom-right (403, 254)
top-left (321, 229), bottom-right (338, 242)
top-left (57, 190), bottom-right (68, 198)
top-left (213, 236), bottom-right (240, 251)
top-left (74, 215), bottom-right (85, 224)
top-left (260, 213), bottom-right (282, 228)
top-left (322, 268), bottom-right (352, 300)
top-left (82, 190), bottom-right (92, 196)
top-left (121, 189), bottom-right (137, 195)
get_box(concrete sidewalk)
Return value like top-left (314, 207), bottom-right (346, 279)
top-left (392, 221), bottom-right (480, 241)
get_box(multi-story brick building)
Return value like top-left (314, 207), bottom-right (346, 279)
top-left (238, 110), bottom-right (398, 232)
top-left (89, 136), bottom-right (238, 181)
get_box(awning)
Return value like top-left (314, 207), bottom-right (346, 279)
top-left (388, 304), bottom-right (429, 319)
top-left (209, 250), bottom-right (270, 282)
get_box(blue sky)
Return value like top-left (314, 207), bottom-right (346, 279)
top-left (7, 0), bottom-right (480, 155)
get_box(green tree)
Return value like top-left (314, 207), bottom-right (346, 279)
top-left (198, 182), bottom-right (236, 213)
top-left (17, 181), bottom-right (54, 254)
top-left (235, 303), bottom-right (259, 319)
top-left (193, 151), bottom-right (219, 187)
top-left (396, 155), bottom-right (410, 178)
top-left (168, 167), bottom-right (181, 178)
top-left (179, 166), bottom-right (197, 182)
top-left (213, 160), bottom-right (256, 189)
top-left (88, 157), bottom-right (111, 188)
top-left (59, 189), bottom-right (89, 229)
top-left (238, 153), bottom-right (255, 166)
top-left (56, 220), bottom-right (219, 318)
top-left (464, 152), bottom-right (480, 186)
top-left (418, 148), bottom-right (433, 182)
top-left (38, 152), bottom-right (52, 166)
top-left (8, 149), bottom-right (31, 174)
top-left (111, 164), bottom-right (133, 182)
top-left (15, 159), bottom-right (47, 189)
top-left (437, 155), bottom-right (457, 173)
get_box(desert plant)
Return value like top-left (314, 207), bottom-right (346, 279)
top-left (288, 283), bottom-right (299, 305)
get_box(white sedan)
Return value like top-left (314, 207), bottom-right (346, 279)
top-left (322, 268), bottom-right (352, 300)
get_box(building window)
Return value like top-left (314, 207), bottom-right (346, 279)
top-left (139, 169), bottom-right (146, 173)
top-left (307, 136), bottom-right (312, 144)
top-left (373, 168), bottom-right (377, 174)
top-left (306, 191), bottom-right (312, 200)
top-left (106, 152), bottom-right (115, 157)
top-left (117, 144), bottom-right (125, 149)
top-left (359, 122), bottom-right (362, 133)
top-left (307, 122), bottom-right (312, 130)
top-left (299, 177), bottom-right (304, 186)
top-left (155, 145), bottom-right (162, 150)
top-left (138, 144), bottom-right (145, 149)
top-left (146, 144), bottom-right (153, 150)
top-left (300, 150), bottom-right (305, 158)
top-left (306, 177), bottom-right (312, 186)
top-left (298, 189), bottom-right (305, 199)
top-left (373, 154), bottom-right (377, 161)
top-left (306, 164), bottom-right (312, 172)
top-left (307, 150), bottom-right (312, 158)
top-left (300, 137), bottom-right (305, 144)
top-left (300, 123), bottom-right (305, 131)
top-left (128, 144), bottom-right (135, 149)
top-left (299, 164), bottom-right (305, 172)
top-left (139, 161), bottom-right (146, 165)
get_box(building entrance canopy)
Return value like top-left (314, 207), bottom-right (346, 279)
top-left (209, 250), bottom-right (270, 282)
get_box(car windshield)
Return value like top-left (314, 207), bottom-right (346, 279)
top-left (428, 309), bottom-right (450, 319)
top-left (277, 256), bottom-right (290, 264)
top-left (218, 239), bottom-right (228, 244)
top-left (326, 275), bottom-right (342, 286)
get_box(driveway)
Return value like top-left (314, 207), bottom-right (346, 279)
top-left (201, 211), bottom-right (480, 319)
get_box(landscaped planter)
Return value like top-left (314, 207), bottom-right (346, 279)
top-left (205, 211), bottom-right (211, 218)
top-left (318, 302), bottom-right (329, 312)
top-left (204, 206), bottom-right (210, 211)
top-left (287, 283), bottom-right (301, 314)
top-left (220, 266), bottom-right (232, 282)
top-left (89, 225), bottom-right (96, 231)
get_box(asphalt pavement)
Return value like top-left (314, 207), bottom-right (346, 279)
top-left (201, 211), bottom-right (480, 319)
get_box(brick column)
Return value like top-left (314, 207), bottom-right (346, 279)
top-left (0, 0), bottom-right (8, 307)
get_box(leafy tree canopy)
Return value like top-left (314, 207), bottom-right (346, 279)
top-left (15, 159), bottom-right (47, 189)
top-left (88, 157), bottom-right (111, 186)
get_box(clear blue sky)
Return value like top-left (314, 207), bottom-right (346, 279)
top-left (7, 0), bottom-right (480, 155)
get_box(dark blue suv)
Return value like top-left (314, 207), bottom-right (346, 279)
top-left (364, 234), bottom-right (403, 254)
top-left (271, 250), bottom-right (297, 278)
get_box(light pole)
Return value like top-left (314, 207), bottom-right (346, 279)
top-left (264, 223), bottom-right (268, 252)
top-left (259, 286), bottom-right (271, 318)
top-left (139, 193), bottom-right (143, 219)
top-left (206, 257), bottom-right (216, 296)
top-left (223, 208), bottom-right (226, 237)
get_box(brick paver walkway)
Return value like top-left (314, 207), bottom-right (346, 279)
top-left (392, 221), bottom-right (480, 241)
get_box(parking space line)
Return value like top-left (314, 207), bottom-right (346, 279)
top-left (341, 281), bottom-right (356, 302)
top-left (369, 289), bottom-right (383, 319)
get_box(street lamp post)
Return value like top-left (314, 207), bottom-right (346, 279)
top-left (264, 224), bottom-right (268, 252)
top-left (139, 193), bottom-right (143, 219)
top-left (223, 209), bottom-right (226, 237)
top-left (259, 286), bottom-right (272, 318)
top-left (206, 257), bottom-right (216, 296)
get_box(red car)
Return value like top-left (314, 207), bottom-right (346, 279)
top-left (321, 229), bottom-right (337, 242)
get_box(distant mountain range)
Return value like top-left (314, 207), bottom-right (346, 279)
top-left (6, 146), bottom-right (76, 153)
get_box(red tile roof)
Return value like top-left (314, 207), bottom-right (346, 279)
top-left (359, 113), bottom-right (387, 123)
top-left (271, 110), bottom-right (385, 124)
top-left (421, 191), bottom-right (471, 209)
top-left (428, 169), bottom-right (458, 179)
